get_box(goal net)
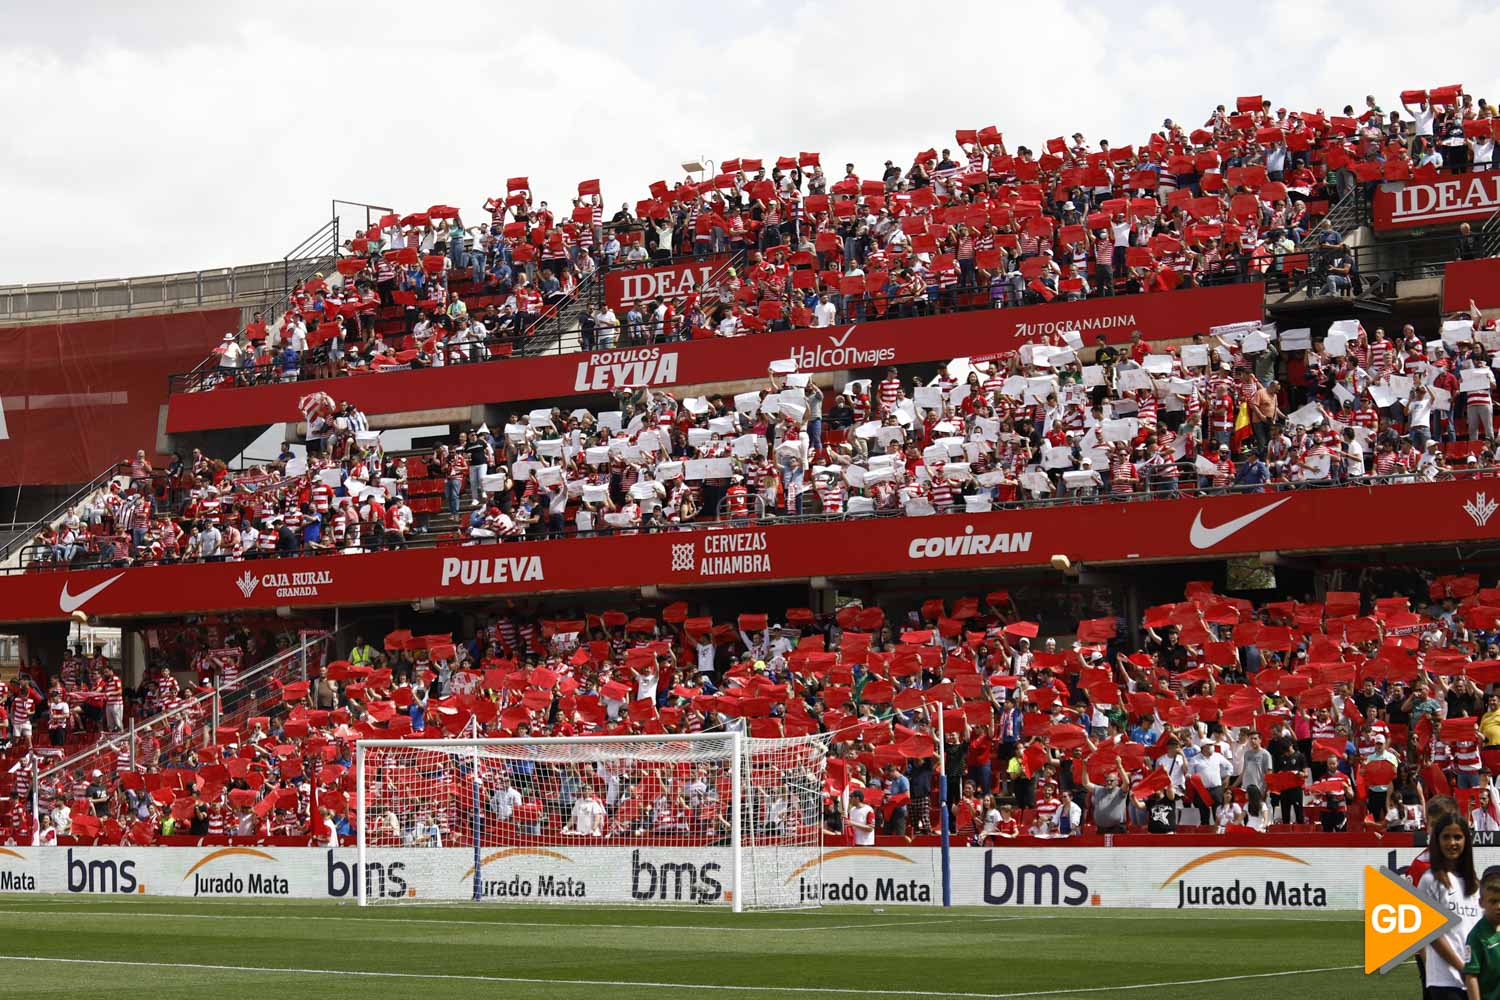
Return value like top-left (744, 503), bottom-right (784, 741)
top-left (355, 732), bottom-right (829, 910)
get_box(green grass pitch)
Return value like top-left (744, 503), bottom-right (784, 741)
top-left (0, 897), bottom-right (1412, 999)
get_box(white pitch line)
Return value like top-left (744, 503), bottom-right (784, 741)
top-left (974, 965), bottom-right (1367, 998)
top-left (0, 907), bottom-right (1036, 934)
top-left (0, 955), bottom-right (1370, 998)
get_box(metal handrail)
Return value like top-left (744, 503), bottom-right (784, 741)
top-left (32, 632), bottom-right (337, 814)
top-left (7, 467), bottom-right (1486, 577)
top-left (176, 219), bottom-right (345, 383)
top-left (164, 255), bottom-right (1267, 395)
top-left (1288, 231), bottom-right (1494, 299)
top-left (0, 463), bottom-right (135, 565)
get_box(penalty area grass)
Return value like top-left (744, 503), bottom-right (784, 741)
top-left (0, 896), bottom-right (1407, 1000)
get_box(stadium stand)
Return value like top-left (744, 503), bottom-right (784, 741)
top-left (8, 86), bottom-right (1500, 857)
top-left (168, 89), bottom-right (1500, 391)
top-left (19, 302), bottom-right (1500, 572)
top-left (13, 580), bottom-right (1500, 847)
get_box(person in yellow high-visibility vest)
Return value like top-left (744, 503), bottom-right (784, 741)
top-left (349, 636), bottom-right (377, 667)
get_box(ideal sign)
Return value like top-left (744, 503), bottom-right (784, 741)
top-left (1374, 172), bottom-right (1500, 230)
top-left (604, 255), bottom-right (729, 311)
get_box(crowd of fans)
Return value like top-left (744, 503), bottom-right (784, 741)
top-left (185, 87), bottom-right (1500, 388)
top-left (29, 299), bottom-right (1500, 570)
top-left (18, 572), bottom-right (1500, 846)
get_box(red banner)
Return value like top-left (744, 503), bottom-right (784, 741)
top-left (1374, 172), bottom-right (1500, 230)
top-left (604, 255), bottom-right (729, 311)
top-left (1443, 257), bottom-right (1500, 313)
top-left (166, 283), bottom-right (1263, 433)
top-left (0, 308), bottom-right (240, 485)
top-left (6, 477), bottom-right (1493, 624)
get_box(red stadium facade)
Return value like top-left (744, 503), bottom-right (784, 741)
top-left (0, 308), bottom-right (240, 485)
top-left (2, 478), bottom-right (1493, 622)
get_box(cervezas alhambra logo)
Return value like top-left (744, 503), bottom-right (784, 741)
top-left (1464, 491), bottom-right (1498, 528)
top-left (235, 570), bottom-right (260, 598)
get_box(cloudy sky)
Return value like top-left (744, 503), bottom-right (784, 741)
top-left (2, 0), bottom-right (1496, 285)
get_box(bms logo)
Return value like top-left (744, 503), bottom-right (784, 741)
top-left (982, 852), bottom-right (1090, 906)
top-left (630, 850), bottom-right (723, 904)
top-left (326, 852), bottom-right (412, 899)
top-left (66, 850), bottom-right (142, 894)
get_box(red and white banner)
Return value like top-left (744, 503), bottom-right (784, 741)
top-left (1374, 172), bottom-right (1500, 231)
top-left (1443, 257), bottom-right (1500, 313)
top-left (604, 255), bottom-right (729, 311)
top-left (166, 283), bottom-right (1264, 433)
top-left (7, 477), bottom-right (1495, 624)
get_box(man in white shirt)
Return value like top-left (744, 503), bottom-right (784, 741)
top-left (846, 790), bottom-right (876, 846)
top-left (564, 791), bottom-right (607, 836)
top-left (217, 333), bottom-right (243, 372)
top-left (1188, 743), bottom-right (1233, 826)
top-left (813, 294), bottom-right (837, 328)
top-left (488, 774), bottom-right (522, 821)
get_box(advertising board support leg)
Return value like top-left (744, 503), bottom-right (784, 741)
top-left (938, 705), bottom-right (950, 908)
top-left (471, 745), bottom-right (482, 903)
top-left (355, 744), bottom-right (366, 907)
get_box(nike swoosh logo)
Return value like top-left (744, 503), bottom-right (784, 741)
top-left (829, 326), bottom-right (858, 348)
top-left (1188, 498), bottom-right (1292, 550)
top-left (59, 573), bottom-right (125, 615)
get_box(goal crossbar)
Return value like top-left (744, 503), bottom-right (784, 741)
top-left (355, 732), bottom-right (826, 911)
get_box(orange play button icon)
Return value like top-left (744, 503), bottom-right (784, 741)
top-left (1364, 866), bottom-right (1460, 974)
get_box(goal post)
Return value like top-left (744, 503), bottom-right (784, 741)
top-left (355, 731), bottom-right (828, 910)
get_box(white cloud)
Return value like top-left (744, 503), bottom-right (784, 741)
top-left (2, 0), bottom-right (1498, 284)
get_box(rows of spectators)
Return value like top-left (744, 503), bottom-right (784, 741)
top-left (192, 86), bottom-right (1500, 387)
top-left (22, 571), bottom-right (1500, 845)
top-left (30, 302), bottom-right (1500, 570)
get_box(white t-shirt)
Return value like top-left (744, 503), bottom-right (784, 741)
top-left (849, 803), bottom-right (876, 845)
top-left (1344, 439), bottom-right (1364, 477)
top-left (1418, 870), bottom-right (1481, 988)
top-left (567, 797), bottom-right (607, 836)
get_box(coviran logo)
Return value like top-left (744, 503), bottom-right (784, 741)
top-left (907, 524), bottom-right (1032, 560)
top-left (573, 348), bottom-right (679, 391)
top-left (0, 847), bottom-right (36, 892)
top-left (181, 847), bottom-right (289, 897)
top-left (440, 555), bottom-right (545, 587)
top-left (1159, 848), bottom-right (1325, 908)
top-left (460, 847), bottom-right (585, 899)
top-left (784, 847), bottom-right (930, 904)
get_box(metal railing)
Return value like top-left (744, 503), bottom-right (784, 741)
top-left (5, 466), bottom-right (1485, 577)
top-left (1286, 231), bottom-right (1496, 300)
top-left (165, 251), bottom-right (1264, 395)
top-left (1296, 189), bottom-right (1363, 250)
top-left (0, 258), bottom-right (334, 324)
top-left (30, 632), bottom-right (336, 837)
